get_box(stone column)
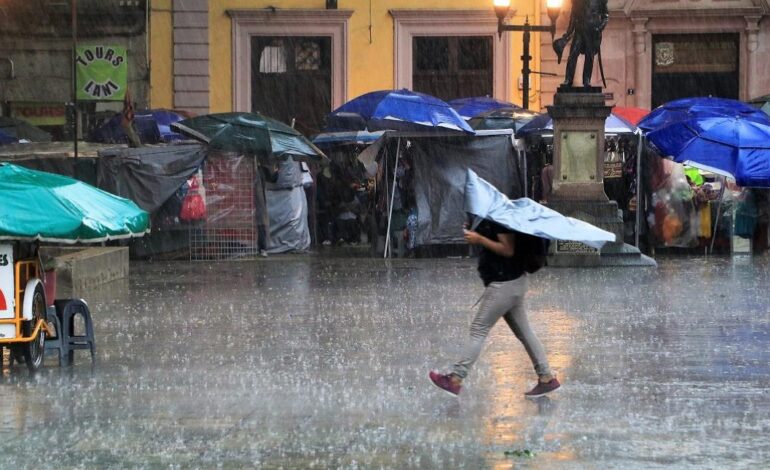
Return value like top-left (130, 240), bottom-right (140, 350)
top-left (631, 17), bottom-right (649, 110)
top-left (549, 91), bottom-right (611, 203)
top-left (745, 16), bottom-right (761, 100)
top-left (173, 0), bottom-right (210, 115)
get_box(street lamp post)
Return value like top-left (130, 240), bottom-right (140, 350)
top-left (494, 0), bottom-right (562, 110)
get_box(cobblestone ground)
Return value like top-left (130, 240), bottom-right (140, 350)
top-left (1, 253), bottom-right (768, 469)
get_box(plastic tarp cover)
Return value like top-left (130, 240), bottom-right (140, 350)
top-left (405, 134), bottom-right (522, 245)
top-left (266, 161), bottom-right (310, 253)
top-left (97, 144), bottom-right (207, 213)
top-left (267, 157), bottom-right (303, 190)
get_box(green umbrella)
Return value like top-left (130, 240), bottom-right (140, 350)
top-left (0, 163), bottom-right (149, 243)
top-left (170, 112), bottom-right (327, 162)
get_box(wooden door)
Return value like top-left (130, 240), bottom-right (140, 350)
top-left (251, 36), bottom-right (332, 135)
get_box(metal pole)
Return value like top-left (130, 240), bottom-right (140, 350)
top-left (71, 0), bottom-right (78, 162)
top-left (634, 132), bottom-right (643, 247)
top-left (522, 146), bottom-right (528, 198)
top-left (522, 20), bottom-right (531, 110)
top-left (383, 138), bottom-right (402, 258)
top-left (709, 176), bottom-right (727, 255)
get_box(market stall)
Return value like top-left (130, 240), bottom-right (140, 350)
top-left (359, 130), bottom-right (522, 257)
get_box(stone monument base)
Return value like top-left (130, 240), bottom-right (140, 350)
top-left (546, 90), bottom-right (656, 268)
top-left (545, 200), bottom-right (656, 267)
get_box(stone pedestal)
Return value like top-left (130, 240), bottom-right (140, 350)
top-left (546, 88), bottom-right (656, 267)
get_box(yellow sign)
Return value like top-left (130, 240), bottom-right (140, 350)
top-left (11, 102), bottom-right (66, 126)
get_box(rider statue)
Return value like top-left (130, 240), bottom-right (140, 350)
top-left (553, 0), bottom-right (609, 89)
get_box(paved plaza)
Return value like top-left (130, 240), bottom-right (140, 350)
top-left (1, 253), bottom-right (768, 468)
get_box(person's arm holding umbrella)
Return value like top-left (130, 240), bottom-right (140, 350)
top-left (463, 226), bottom-right (514, 257)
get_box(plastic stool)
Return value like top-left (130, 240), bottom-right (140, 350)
top-left (44, 306), bottom-right (68, 366)
top-left (54, 299), bottom-right (95, 366)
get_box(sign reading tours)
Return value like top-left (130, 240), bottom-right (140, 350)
top-left (11, 102), bottom-right (66, 126)
top-left (75, 45), bottom-right (127, 101)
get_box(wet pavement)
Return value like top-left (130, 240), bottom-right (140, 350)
top-left (1, 253), bottom-right (769, 468)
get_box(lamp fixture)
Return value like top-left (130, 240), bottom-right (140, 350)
top-left (494, 0), bottom-right (562, 110)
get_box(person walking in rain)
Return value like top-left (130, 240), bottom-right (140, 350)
top-left (429, 220), bottom-right (560, 398)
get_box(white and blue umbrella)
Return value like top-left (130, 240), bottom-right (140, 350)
top-left (464, 169), bottom-right (615, 249)
top-left (312, 130), bottom-right (386, 148)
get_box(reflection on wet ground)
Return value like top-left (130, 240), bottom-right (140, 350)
top-left (1, 254), bottom-right (768, 467)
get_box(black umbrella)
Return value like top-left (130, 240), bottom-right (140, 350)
top-left (0, 117), bottom-right (52, 142)
top-left (467, 107), bottom-right (539, 133)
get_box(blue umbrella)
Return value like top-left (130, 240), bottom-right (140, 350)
top-left (89, 109), bottom-right (190, 144)
top-left (324, 89), bottom-right (474, 133)
top-left (0, 129), bottom-right (16, 145)
top-left (449, 96), bottom-right (518, 120)
top-left (640, 97), bottom-right (769, 131)
top-left (517, 112), bottom-right (637, 138)
top-left (638, 97), bottom-right (770, 187)
top-left (464, 169), bottom-right (615, 249)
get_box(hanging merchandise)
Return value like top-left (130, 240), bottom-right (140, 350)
top-left (698, 201), bottom-right (712, 239)
top-left (647, 162), bottom-right (698, 247)
top-left (180, 170), bottom-right (207, 222)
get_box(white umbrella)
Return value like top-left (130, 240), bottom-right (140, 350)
top-left (464, 169), bottom-right (615, 249)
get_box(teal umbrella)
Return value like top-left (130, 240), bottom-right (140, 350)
top-left (0, 163), bottom-right (150, 243)
top-left (171, 112), bottom-right (327, 162)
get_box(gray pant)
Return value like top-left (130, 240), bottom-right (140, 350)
top-left (453, 275), bottom-right (553, 379)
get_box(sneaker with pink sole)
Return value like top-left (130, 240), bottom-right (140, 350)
top-left (429, 371), bottom-right (462, 396)
top-left (524, 378), bottom-right (561, 398)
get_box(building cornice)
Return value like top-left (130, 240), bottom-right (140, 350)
top-left (226, 9), bottom-right (354, 21)
top-left (629, 7), bottom-right (764, 18)
top-left (389, 9), bottom-right (505, 24)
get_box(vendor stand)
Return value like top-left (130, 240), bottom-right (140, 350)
top-left (638, 97), bottom-right (770, 255)
top-left (0, 163), bottom-right (148, 372)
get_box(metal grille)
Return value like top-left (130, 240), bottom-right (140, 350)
top-left (190, 155), bottom-right (259, 260)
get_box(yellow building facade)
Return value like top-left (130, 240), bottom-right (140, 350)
top-left (150, 0), bottom-right (548, 134)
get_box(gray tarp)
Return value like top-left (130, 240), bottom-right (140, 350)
top-left (266, 159), bottom-right (310, 253)
top-left (381, 133), bottom-right (521, 246)
top-left (97, 144), bottom-right (207, 213)
top-left (267, 156), bottom-right (303, 190)
top-left (266, 186), bottom-right (310, 253)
